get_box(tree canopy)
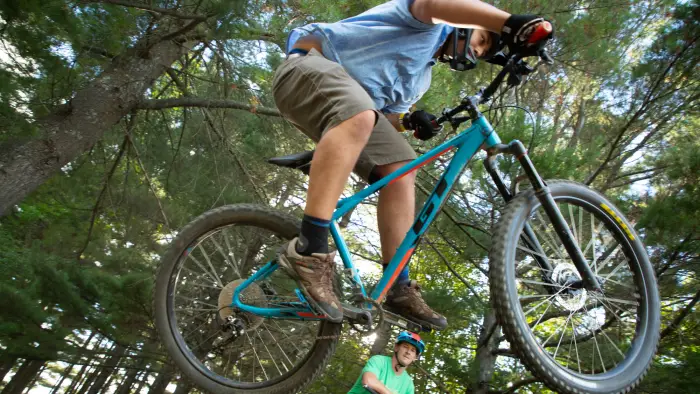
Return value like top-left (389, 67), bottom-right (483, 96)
top-left (0, 0), bottom-right (698, 393)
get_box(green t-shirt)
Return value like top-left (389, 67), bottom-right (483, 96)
top-left (348, 355), bottom-right (415, 394)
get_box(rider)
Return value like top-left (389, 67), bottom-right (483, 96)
top-left (273, 0), bottom-right (551, 329)
top-left (348, 331), bottom-right (425, 394)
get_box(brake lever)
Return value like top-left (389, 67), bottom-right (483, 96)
top-left (539, 49), bottom-right (554, 65)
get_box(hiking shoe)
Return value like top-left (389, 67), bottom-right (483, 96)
top-left (384, 280), bottom-right (448, 330)
top-left (277, 238), bottom-right (343, 323)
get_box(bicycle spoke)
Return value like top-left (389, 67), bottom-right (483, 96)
top-left (210, 235), bottom-right (241, 278)
top-left (582, 303), bottom-right (607, 373)
top-left (197, 244), bottom-right (226, 288)
top-left (262, 323), bottom-right (294, 368)
top-left (523, 283), bottom-right (572, 317)
top-left (255, 329), bottom-right (283, 375)
top-left (568, 204), bottom-right (579, 246)
top-left (188, 252), bottom-right (224, 288)
top-left (164, 219), bottom-right (331, 386)
top-left (517, 244), bottom-right (548, 259)
top-left (570, 317), bottom-right (581, 373)
top-left (508, 197), bottom-right (650, 380)
top-left (534, 211), bottom-right (567, 260)
top-left (553, 311), bottom-right (575, 360)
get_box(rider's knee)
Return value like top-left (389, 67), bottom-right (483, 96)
top-left (343, 110), bottom-right (376, 140)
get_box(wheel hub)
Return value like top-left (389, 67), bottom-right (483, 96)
top-left (218, 279), bottom-right (266, 331)
top-left (552, 263), bottom-right (588, 311)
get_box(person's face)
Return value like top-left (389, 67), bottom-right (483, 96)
top-left (469, 29), bottom-right (493, 59)
top-left (442, 30), bottom-right (493, 59)
top-left (395, 342), bottom-right (418, 366)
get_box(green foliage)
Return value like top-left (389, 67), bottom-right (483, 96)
top-left (0, 0), bottom-right (697, 392)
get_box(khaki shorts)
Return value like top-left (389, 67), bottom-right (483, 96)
top-left (272, 48), bottom-right (417, 181)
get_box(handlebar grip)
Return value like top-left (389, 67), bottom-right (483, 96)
top-left (528, 21), bottom-right (552, 44)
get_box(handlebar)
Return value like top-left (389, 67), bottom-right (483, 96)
top-left (436, 43), bottom-right (553, 127)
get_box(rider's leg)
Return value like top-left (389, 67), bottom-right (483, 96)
top-left (298, 110), bottom-right (376, 254)
top-left (374, 161), bottom-right (415, 281)
top-left (277, 111), bottom-right (376, 323)
top-left (373, 163), bottom-right (449, 330)
top-left (272, 49), bottom-right (380, 322)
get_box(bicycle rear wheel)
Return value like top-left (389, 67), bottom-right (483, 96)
top-left (154, 204), bottom-right (341, 394)
top-left (490, 181), bottom-right (660, 394)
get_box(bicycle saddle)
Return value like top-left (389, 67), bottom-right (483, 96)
top-left (267, 150), bottom-right (314, 174)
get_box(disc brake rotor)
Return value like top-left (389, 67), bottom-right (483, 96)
top-left (552, 263), bottom-right (588, 311)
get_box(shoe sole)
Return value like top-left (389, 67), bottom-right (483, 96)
top-left (277, 254), bottom-right (343, 324)
top-left (383, 304), bottom-right (446, 331)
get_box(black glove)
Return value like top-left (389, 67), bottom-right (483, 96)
top-left (501, 15), bottom-right (553, 56)
top-left (402, 110), bottom-right (442, 141)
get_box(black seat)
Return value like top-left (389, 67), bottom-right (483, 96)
top-left (267, 150), bottom-right (314, 175)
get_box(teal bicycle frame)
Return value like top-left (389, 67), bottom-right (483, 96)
top-left (231, 116), bottom-right (502, 320)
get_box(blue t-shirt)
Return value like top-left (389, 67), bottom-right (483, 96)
top-left (285, 0), bottom-right (454, 113)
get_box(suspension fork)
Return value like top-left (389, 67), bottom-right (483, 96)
top-left (486, 142), bottom-right (602, 292)
top-left (484, 156), bottom-right (555, 286)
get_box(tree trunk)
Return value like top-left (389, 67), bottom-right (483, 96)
top-left (0, 357), bottom-right (17, 384)
top-left (64, 362), bottom-right (86, 394)
top-left (1, 359), bottom-right (45, 394)
top-left (147, 364), bottom-right (174, 394)
top-left (133, 371), bottom-right (150, 393)
top-left (472, 310), bottom-right (501, 394)
top-left (75, 366), bottom-right (100, 394)
top-left (24, 364), bottom-right (46, 393)
top-left (60, 332), bottom-right (97, 394)
top-left (567, 97), bottom-right (587, 150)
top-left (370, 323), bottom-right (391, 356)
top-left (0, 25), bottom-right (196, 216)
top-left (113, 366), bottom-right (139, 394)
top-left (99, 372), bottom-right (118, 394)
top-left (86, 344), bottom-right (126, 394)
top-left (114, 339), bottom-right (159, 394)
top-left (173, 379), bottom-right (192, 394)
top-left (50, 363), bottom-right (74, 394)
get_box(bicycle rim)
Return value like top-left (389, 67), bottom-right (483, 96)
top-left (491, 181), bottom-right (659, 393)
top-left (166, 222), bottom-right (324, 388)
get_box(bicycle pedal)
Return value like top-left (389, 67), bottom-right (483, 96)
top-left (383, 310), bottom-right (433, 333)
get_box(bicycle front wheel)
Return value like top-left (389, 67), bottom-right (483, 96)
top-left (154, 204), bottom-right (341, 394)
top-left (490, 181), bottom-right (660, 394)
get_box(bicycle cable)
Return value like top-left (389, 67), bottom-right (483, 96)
top-left (482, 104), bottom-right (538, 151)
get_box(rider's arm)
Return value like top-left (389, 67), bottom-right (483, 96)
top-left (361, 371), bottom-right (394, 394)
top-left (410, 0), bottom-right (510, 32)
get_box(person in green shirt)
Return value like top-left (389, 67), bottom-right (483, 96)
top-left (348, 331), bottom-right (426, 394)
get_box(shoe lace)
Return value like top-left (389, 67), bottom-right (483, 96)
top-left (407, 282), bottom-right (432, 309)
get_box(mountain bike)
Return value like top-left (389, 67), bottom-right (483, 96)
top-left (153, 25), bottom-right (660, 394)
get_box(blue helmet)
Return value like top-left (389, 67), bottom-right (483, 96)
top-left (396, 331), bottom-right (426, 355)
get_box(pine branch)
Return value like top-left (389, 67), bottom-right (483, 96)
top-left (86, 0), bottom-right (211, 20)
top-left (76, 135), bottom-right (129, 261)
top-left (124, 114), bottom-right (171, 230)
top-left (413, 362), bottom-right (451, 393)
top-left (499, 377), bottom-right (540, 394)
top-left (136, 98), bottom-right (281, 117)
top-left (660, 288), bottom-right (700, 339)
top-left (425, 236), bottom-right (486, 305)
top-left (585, 34), bottom-right (699, 185)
